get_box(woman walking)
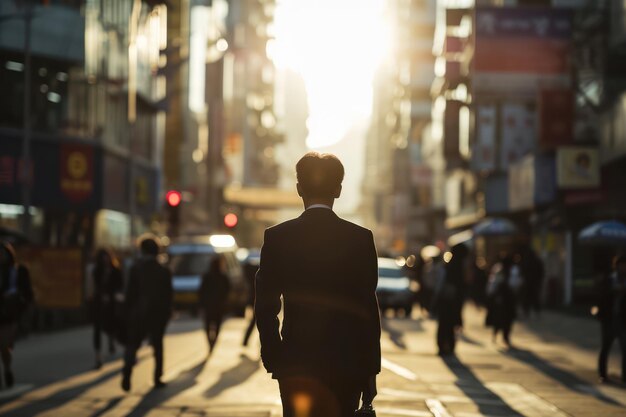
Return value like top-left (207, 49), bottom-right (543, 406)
top-left (0, 243), bottom-right (33, 388)
top-left (91, 248), bottom-right (123, 369)
top-left (199, 256), bottom-right (230, 354)
top-left (486, 255), bottom-right (517, 348)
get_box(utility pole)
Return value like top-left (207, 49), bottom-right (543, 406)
top-left (128, 0), bottom-right (141, 246)
top-left (21, 0), bottom-right (33, 236)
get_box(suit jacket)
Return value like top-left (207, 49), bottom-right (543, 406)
top-left (125, 257), bottom-right (173, 330)
top-left (255, 208), bottom-right (381, 380)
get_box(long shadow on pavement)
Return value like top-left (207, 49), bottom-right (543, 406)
top-left (125, 360), bottom-right (206, 417)
top-left (442, 355), bottom-right (524, 416)
top-left (204, 354), bottom-right (260, 398)
top-left (504, 347), bottom-right (621, 406)
top-left (0, 365), bottom-right (127, 417)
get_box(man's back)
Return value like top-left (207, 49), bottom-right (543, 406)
top-left (126, 258), bottom-right (173, 322)
top-left (256, 208), bottom-right (381, 380)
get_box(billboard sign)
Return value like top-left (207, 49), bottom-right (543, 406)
top-left (473, 7), bottom-right (573, 93)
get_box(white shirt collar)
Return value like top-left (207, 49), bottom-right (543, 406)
top-left (306, 204), bottom-right (332, 210)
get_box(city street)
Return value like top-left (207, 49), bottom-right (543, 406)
top-left (0, 307), bottom-right (624, 417)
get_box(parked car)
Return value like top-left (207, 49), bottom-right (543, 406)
top-left (376, 257), bottom-right (416, 317)
top-left (167, 235), bottom-right (249, 316)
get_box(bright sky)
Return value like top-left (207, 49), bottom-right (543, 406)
top-left (270, 0), bottom-right (390, 213)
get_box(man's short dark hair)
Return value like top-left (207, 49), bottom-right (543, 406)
top-left (296, 152), bottom-right (344, 199)
top-left (139, 235), bottom-right (160, 256)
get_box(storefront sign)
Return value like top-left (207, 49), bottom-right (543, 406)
top-left (556, 147), bottom-right (600, 189)
top-left (19, 247), bottom-right (83, 309)
top-left (60, 144), bottom-right (94, 203)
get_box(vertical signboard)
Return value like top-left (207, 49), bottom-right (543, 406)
top-left (539, 89), bottom-right (573, 148)
top-left (500, 103), bottom-right (536, 169)
top-left (472, 105), bottom-right (496, 172)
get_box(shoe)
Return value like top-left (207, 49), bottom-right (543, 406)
top-left (121, 375), bottom-right (131, 392)
top-left (154, 379), bottom-right (166, 389)
top-left (4, 371), bottom-right (14, 388)
top-left (598, 376), bottom-right (610, 384)
top-left (94, 359), bottom-right (103, 370)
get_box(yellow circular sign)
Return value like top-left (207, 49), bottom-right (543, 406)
top-left (68, 152), bottom-right (87, 179)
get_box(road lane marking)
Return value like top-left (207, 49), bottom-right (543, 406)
top-left (375, 407), bottom-right (432, 416)
top-left (425, 399), bottom-right (453, 417)
top-left (381, 357), bottom-right (418, 381)
top-left (486, 382), bottom-right (568, 417)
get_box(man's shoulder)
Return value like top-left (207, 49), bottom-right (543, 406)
top-left (266, 215), bottom-right (372, 238)
top-left (335, 217), bottom-right (372, 237)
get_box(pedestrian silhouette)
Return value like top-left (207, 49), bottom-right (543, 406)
top-left (485, 254), bottom-right (517, 347)
top-left (519, 246), bottom-right (545, 318)
top-left (199, 255), bottom-right (230, 354)
top-left (242, 252), bottom-right (259, 346)
top-left (595, 254), bottom-right (626, 383)
top-left (0, 242), bottom-right (33, 389)
top-left (255, 152), bottom-right (381, 417)
top-left (90, 248), bottom-right (124, 369)
top-left (433, 244), bottom-right (467, 356)
top-left (121, 236), bottom-right (173, 392)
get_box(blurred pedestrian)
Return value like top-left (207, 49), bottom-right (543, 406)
top-left (0, 242), bottom-right (33, 388)
top-left (420, 246), bottom-right (443, 315)
top-left (199, 255), bottom-right (230, 354)
top-left (433, 244), bottom-right (468, 356)
top-left (520, 247), bottom-right (545, 318)
top-left (256, 153), bottom-right (380, 417)
top-left (595, 255), bottom-right (626, 383)
top-left (242, 254), bottom-right (259, 346)
top-left (121, 236), bottom-right (173, 392)
top-left (90, 248), bottom-right (123, 369)
top-left (485, 255), bottom-right (517, 347)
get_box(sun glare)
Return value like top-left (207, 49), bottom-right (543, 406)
top-left (271, 0), bottom-right (390, 149)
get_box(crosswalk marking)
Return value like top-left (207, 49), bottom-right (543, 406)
top-left (425, 398), bottom-right (453, 417)
top-left (486, 382), bottom-right (569, 417)
top-left (382, 357), bottom-right (418, 381)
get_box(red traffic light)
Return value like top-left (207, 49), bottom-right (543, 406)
top-left (224, 213), bottom-right (238, 228)
top-left (166, 190), bottom-right (182, 207)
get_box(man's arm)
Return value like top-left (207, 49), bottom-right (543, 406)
top-left (363, 230), bottom-right (382, 375)
top-left (255, 229), bottom-right (283, 373)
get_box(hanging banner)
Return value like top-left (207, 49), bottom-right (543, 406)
top-left (500, 103), bottom-right (536, 169)
top-left (472, 105), bottom-right (496, 171)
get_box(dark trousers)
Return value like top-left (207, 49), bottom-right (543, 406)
top-left (437, 312), bottom-right (456, 354)
top-left (203, 313), bottom-right (223, 352)
top-left (279, 375), bottom-right (362, 417)
top-left (598, 321), bottom-right (626, 380)
top-left (493, 321), bottom-right (513, 344)
top-left (242, 314), bottom-right (256, 346)
top-left (93, 317), bottom-right (114, 353)
top-left (123, 322), bottom-right (166, 382)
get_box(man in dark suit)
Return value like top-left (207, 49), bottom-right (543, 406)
top-left (121, 236), bottom-right (173, 392)
top-left (255, 152), bottom-right (381, 417)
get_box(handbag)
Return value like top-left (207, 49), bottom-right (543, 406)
top-left (354, 403), bottom-right (376, 416)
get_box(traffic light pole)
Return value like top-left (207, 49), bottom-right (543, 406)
top-left (21, 2), bottom-right (33, 237)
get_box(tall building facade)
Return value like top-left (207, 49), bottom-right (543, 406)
top-left (425, 0), bottom-right (623, 305)
top-left (0, 0), bottom-right (167, 250)
top-left (363, 0), bottom-right (437, 254)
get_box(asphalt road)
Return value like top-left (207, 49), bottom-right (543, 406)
top-left (0, 306), bottom-right (624, 416)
